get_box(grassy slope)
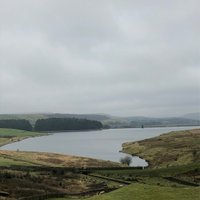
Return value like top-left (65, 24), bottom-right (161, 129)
top-left (87, 184), bottom-right (200, 200)
top-left (50, 183), bottom-right (200, 200)
top-left (122, 129), bottom-right (200, 168)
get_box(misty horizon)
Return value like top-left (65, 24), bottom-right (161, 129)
top-left (0, 1), bottom-right (199, 117)
top-left (0, 111), bottom-right (199, 119)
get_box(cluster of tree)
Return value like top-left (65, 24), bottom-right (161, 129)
top-left (0, 118), bottom-right (103, 132)
top-left (0, 119), bottom-right (32, 131)
top-left (34, 118), bottom-right (103, 131)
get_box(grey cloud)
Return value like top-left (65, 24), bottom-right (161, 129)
top-left (0, 0), bottom-right (199, 116)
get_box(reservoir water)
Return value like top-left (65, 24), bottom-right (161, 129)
top-left (1, 126), bottom-right (198, 166)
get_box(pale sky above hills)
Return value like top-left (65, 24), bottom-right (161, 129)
top-left (0, 0), bottom-right (199, 117)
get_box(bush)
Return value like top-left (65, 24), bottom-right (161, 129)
top-left (120, 156), bottom-right (132, 166)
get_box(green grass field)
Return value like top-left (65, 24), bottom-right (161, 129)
top-left (85, 184), bottom-right (200, 200)
top-left (49, 183), bottom-right (200, 200)
top-left (0, 128), bottom-right (44, 137)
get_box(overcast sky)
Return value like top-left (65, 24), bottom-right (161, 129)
top-left (0, 0), bottom-right (199, 117)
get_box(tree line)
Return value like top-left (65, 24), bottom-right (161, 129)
top-left (0, 119), bottom-right (32, 131)
top-left (0, 118), bottom-right (103, 132)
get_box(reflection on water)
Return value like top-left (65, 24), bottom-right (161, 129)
top-left (1, 126), bottom-right (198, 166)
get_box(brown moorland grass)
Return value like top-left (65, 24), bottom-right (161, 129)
top-left (0, 150), bottom-right (122, 168)
top-left (122, 129), bottom-right (200, 168)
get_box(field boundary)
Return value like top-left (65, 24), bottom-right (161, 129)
top-left (163, 177), bottom-right (199, 187)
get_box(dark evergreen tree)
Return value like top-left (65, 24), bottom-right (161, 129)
top-left (34, 118), bottom-right (103, 131)
top-left (0, 119), bottom-right (32, 131)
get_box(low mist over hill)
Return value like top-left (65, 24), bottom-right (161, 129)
top-left (0, 112), bottom-right (199, 129)
top-left (181, 112), bottom-right (200, 121)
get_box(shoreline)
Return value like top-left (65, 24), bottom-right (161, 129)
top-left (0, 129), bottom-right (123, 168)
top-left (0, 136), bottom-right (30, 147)
top-left (1, 127), bottom-right (198, 169)
top-left (0, 130), bottom-right (48, 148)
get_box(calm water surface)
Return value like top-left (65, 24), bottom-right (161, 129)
top-left (1, 126), bottom-right (198, 166)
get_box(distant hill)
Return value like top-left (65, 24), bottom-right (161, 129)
top-left (102, 116), bottom-right (200, 128)
top-left (0, 113), bottom-right (199, 129)
top-left (0, 114), bottom-right (49, 126)
top-left (182, 112), bottom-right (200, 121)
top-left (45, 113), bottom-right (110, 121)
